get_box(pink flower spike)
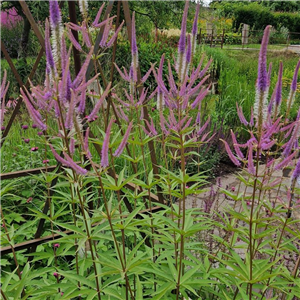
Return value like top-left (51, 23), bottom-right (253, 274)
top-left (43, 159), bottom-right (49, 164)
top-left (65, 152), bottom-right (88, 175)
top-left (144, 118), bottom-right (158, 136)
top-left (230, 130), bottom-right (244, 159)
top-left (106, 20), bottom-right (124, 48)
top-left (92, 3), bottom-right (105, 26)
top-left (275, 151), bottom-right (297, 171)
top-left (101, 118), bottom-right (114, 168)
top-left (113, 121), bottom-right (133, 157)
top-left (82, 21), bottom-right (91, 48)
top-left (236, 104), bottom-right (248, 126)
top-left (99, 19), bottom-right (111, 47)
top-left (191, 87), bottom-right (209, 109)
top-left (20, 89), bottom-right (47, 131)
top-left (67, 27), bottom-right (82, 52)
top-left (221, 139), bottom-right (241, 167)
top-left (54, 243), bottom-right (60, 248)
top-left (53, 272), bottom-right (59, 278)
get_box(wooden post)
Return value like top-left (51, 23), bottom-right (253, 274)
top-left (242, 24), bottom-right (249, 49)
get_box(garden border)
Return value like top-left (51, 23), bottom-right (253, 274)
top-left (1, 0), bottom-right (165, 257)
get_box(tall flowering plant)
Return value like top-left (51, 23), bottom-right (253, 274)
top-left (220, 25), bottom-right (300, 298)
top-left (2, 1), bottom-right (300, 300)
top-left (12, 0), bottom-right (215, 298)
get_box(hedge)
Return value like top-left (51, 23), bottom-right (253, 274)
top-left (232, 3), bottom-right (300, 34)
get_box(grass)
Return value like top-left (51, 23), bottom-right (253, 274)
top-left (223, 43), bottom-right (288, 50)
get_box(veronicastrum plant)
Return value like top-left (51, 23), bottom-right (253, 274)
top-left (1, 1), bottom-right (214, 299)
top-left (216, 26), bottom-right (300, 299)
top-left (1, 2), bottom-right (300, 300)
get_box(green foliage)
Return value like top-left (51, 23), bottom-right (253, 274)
top-left (114, 40), bottom-right (177, 91)
top-left (212, 1), bottom-right (300, 36)
top-left (232, 3), bottom-right (275, 31)
top-left (1, 21), bottom-right (23, 58)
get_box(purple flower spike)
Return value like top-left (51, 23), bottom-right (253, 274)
top-left (221, 139), bottom-right (241, 167)
top-left (275, 61), bottom-right (283, 106)
top-left (191, 3), bottom-right (200, 56)
top-left (131, 12), bottom-right (138, 57)
top-left (192, 4), bottom-right (200, 37)
top-left (178, 0), bottom-right (189, 54)
top-left (45, 19), bottom-right (55, 75)
top-left (24, 138), bottom-right (30, 144)
top-left (292, 158), bottom-right (300, 182)
top-left (291, 60), bottom-right (300, 92)
top-left (49, 145), bottom-right (87, 175)
top-left (236, 104), bottom-right (248, 126)
top-left (49, 0), bottom-right (61, 28)
top-left (93, 3), bottom-right (105, 26)
top-left (32, 124), bottom-right (38, 129)
top-left (186, 34), bottom-right (192, 64)
top-left (101, 118), bottom-right (114, 168)
top-left (257, 25), bottom-right (271, 92)
top-left (22, 125), bottom-right (28, 130)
